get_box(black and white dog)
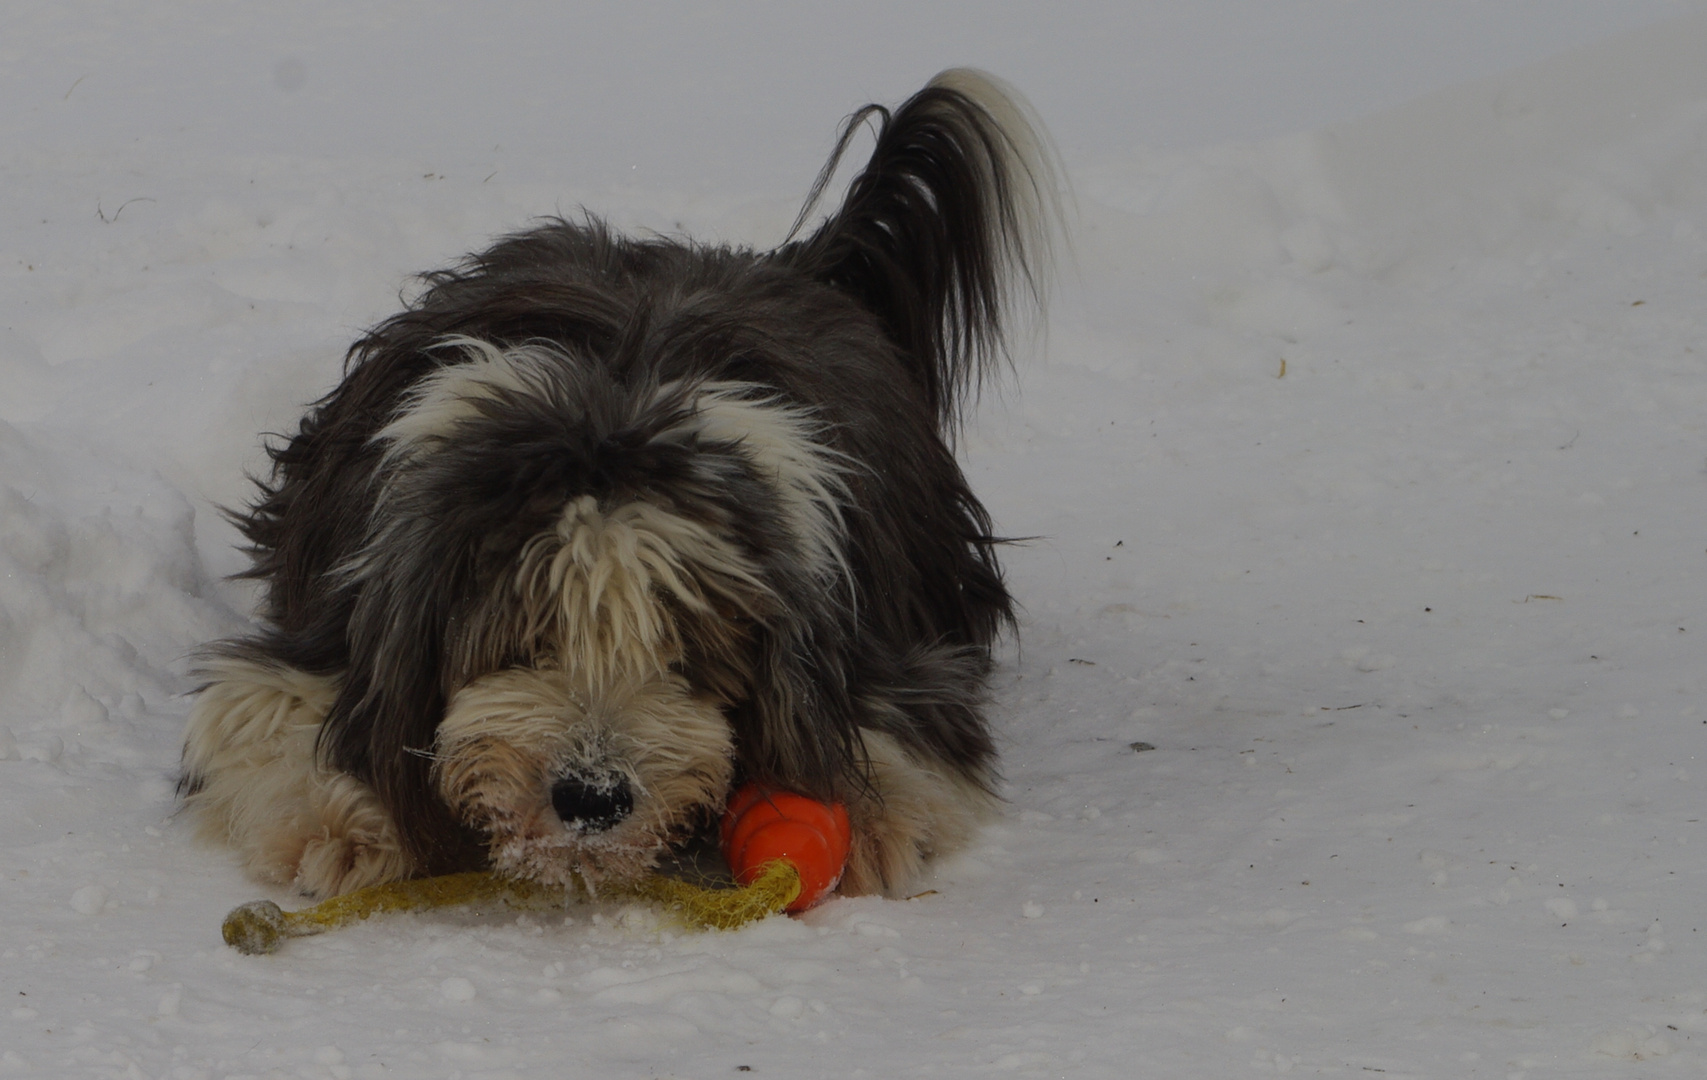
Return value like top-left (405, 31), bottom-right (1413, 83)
top-left (181, 70), bottom-right (1054, 901)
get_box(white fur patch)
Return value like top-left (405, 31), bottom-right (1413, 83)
top-left (840, 728), bottom-right (995, 897)
top-left (509, 494), bottom-right (768, 691)
top-left (374, 337), bottom-right (564, 465)
top-left (927, 67), bottom-right (1064, 319)
top-left (688, 381), bottom-right (854, 588)
top-left (181, 656), bottom-right (410, 897)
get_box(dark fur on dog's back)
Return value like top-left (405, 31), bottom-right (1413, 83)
top-left (197, 71), bottom-right (1054, 881)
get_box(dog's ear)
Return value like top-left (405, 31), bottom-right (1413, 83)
top-left (780, 69), bottom-right (1059, 435)
top-left (320, 519), bottom-right (485, 875)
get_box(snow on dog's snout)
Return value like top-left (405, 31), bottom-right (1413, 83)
top-left (434, 665), bottom-right (734, 888)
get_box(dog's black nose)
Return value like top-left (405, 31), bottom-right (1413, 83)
top-left (550, 773), bottom-right (633, 832)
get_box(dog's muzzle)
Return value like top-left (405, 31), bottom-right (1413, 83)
top-left (550, 771), bottom-right (634, 833)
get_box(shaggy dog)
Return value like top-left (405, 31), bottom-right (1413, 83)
top-left (181, 69), bottom-right (1054, 901)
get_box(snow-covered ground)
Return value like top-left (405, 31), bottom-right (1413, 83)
top-left (3, 3), bottom-right (1705, 1077)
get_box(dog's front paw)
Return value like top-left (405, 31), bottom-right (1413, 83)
top-left (840, 731), bottom-right (995, 897)
top-left (295, 828), bottom-right (410, 898)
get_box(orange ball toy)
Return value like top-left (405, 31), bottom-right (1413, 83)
top-left (719, 784), bottom-right (852, 912)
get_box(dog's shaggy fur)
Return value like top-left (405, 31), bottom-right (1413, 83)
top-left (181, 69), bottom-right (1055, 900)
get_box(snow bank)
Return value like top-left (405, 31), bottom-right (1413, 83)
top-left (0, 419), bottom-right (225, 745)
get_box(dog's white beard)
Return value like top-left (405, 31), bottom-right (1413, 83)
top-left (433, 666), bottom-right (735, 890)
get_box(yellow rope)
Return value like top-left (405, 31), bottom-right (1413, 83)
top-left (222, 861), bottom-right (803, 955)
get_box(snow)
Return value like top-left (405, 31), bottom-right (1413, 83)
top-left (3, 2), bottom-right (1705, 1077)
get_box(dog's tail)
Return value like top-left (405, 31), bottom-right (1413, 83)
top-left (781, 69), bottom-right (1061, 436)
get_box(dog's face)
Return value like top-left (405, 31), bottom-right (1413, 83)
top-left (434, 665), bottom-right (735, 888)
top-left (357, 339), bottom-right (853, 886)
top-left (429, 491), bottom-right (753, 888)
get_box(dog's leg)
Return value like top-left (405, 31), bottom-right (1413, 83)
top-left (839, 729), bottom-right (995, 897)
top-left (182, 656), bottom-right (411, 897)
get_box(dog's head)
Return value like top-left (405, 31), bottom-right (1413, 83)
top-left (357, 345), bottom-right (853, 886)
top-left (315, 69), bottom-right (1055, 886)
